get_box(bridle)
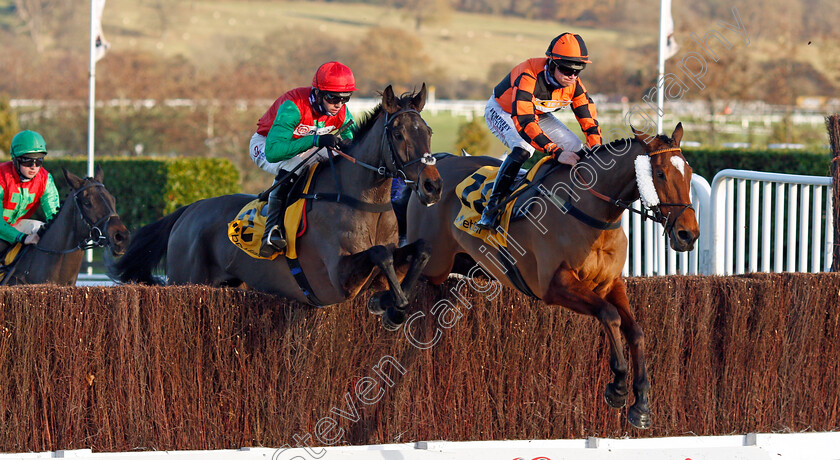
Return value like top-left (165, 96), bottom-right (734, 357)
top-left (333, 107), bottom-right (436, 194)
top-left (577, 146), bottom-right (694, 234)
top-left (32, 181), bottom-right (119, 254)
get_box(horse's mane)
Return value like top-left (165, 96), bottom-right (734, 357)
top-left (586, 132), bottom-right (677, 158)
top-left (585, 136), bottom-right (639, 158)
top-left (345, 89), bottom-right (420, 152)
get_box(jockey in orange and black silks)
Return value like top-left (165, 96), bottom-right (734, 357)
top-left (477, 32), bottom-right (603, 230)
top-left (0, 130), bottom-right (60, 248)
top-left (492, 33), bottom-right (602, 154)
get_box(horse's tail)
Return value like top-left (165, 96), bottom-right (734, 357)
top-left (106, 205), bottom-right (191, 285)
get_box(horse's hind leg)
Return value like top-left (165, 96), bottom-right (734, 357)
top-left (606, 279), bottom-right (651, 429)
top-left (545, 269), bottom-right (649, 429)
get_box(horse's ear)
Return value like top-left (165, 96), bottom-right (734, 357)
top-left (631, 125), bottom-right (655, 146)
top-left (63, 167), bottom-right (84, 190)
top-left (94, 164), bottom-right (104, 183)
top-left (411, 83), bottom-right (427, 112)
top-left (382, 85), bottom-right (398, 113)
top-left (671, 122), bottom-right (684, 145)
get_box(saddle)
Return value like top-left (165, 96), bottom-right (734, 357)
top-left (453, 156), bottom-right (554, 247)
top-left (0, 242), bottom-right (25, 284)
top-left (228, 164), bottom-right (319, 260)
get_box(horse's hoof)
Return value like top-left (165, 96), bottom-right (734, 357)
top-left (627, 404), bottom-right (651, 429)
top-left (367, 292), bottom-right (390, 315)
top-left (381, 307), bottom-right (406, 331)
top-left (604, 382), bottom-right (628, 409)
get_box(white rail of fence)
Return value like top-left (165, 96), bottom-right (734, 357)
top-left (622, 175), bottom-right (712, 276)
top-left (3, 433), bottom-right (839, 460)
top-left (710, 169), bottom-right (834, 275)
top-left (622, 170), bottom-right (835, 276)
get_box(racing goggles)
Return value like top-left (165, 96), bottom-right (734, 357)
top-left (555, 65), bottom-right (582, 77)
top-left (323, 92), bottom-right (351, 104)
top-left (18, 157), bottom-right (44, 167)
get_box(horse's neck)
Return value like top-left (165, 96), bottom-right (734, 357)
top-left (13, 196), bottom-right (83, 284)
top-left (548, 142), bottom-right (642, 222)
top-left (331, 123), bottom-right (392, 204)
top-left (38, 195), bottom-right (84, 252)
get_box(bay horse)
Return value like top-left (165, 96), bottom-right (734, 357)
top-left (108, 85), bottom-right (442, 329)
top-left (403, 124), bottom-right (699, 428)
top-left (1, 166), bottom-right (130, 285)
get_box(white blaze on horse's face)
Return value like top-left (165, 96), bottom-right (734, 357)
top-left (670, 156), bottom-right (686, 177)
top-left (634, 155), bottom-right (660, 207)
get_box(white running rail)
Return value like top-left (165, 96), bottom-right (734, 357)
top-left (622, 170), bottom-right (834, 276)
top-left (623, 175), bottom-right (712, 276)
top-left (710, 169), bottom-right (834, 275)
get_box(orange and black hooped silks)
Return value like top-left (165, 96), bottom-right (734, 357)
top-left (493, 58), bottom-right (601, 150)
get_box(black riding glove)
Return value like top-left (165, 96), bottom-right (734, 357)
top-left (315, 134), bottom-right (338, 149)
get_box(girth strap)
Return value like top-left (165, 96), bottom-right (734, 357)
top-left (497, 246), bottom-right (539, 299)
top-left (285, 257), bottom-right (325, 307)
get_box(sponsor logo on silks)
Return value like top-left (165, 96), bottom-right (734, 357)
top-left (533, 98), bottom-right (572, 112)
top-left (293, 124), bottom-right (316, 136)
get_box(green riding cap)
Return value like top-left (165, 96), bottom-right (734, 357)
top-left (10, 130), bottom-right (47, 159)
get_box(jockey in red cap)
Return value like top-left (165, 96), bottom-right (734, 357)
top-left (249, 62), bottom-right (358, 257)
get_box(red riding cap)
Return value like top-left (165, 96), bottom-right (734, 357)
top-left (312, 62), bottom-right (357, 94)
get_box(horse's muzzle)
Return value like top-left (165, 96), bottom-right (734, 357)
top-left (667, 217), bottom-right (699, 252)
top-left (107, 218), bottom-right (131, 256)
top-left (416, 168), bottom-right (443, 206)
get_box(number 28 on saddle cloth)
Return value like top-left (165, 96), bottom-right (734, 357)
top-left (453, 156), bottom-right (552, 247)
top-left (227, 164), bottom-right (319, 261)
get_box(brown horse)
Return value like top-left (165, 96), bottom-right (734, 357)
top-left (403, 124), bottom-right (699, 428)
top-left (1, 166), bottom-right (130, 285)
top-left (108, 85), bottom-right (442, 329)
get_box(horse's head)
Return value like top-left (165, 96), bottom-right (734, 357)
top-left (63, 166), bottom-right (131, 256)
top-left (380, 83), bottom-right (442, 206)
top-left (632, 123), bottom-right (699, 251)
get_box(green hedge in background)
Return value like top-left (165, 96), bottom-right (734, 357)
top-left (45, 157), bottom-right (240, 231)
top-left (682, 149), bottom-right (832, 182)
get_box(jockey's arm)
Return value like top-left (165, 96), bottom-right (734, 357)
top-left (0, 188), bottom-right (26, 244)
top-left (39, 173), bottom-right (61, 222)
top-left (264, 101), bottom-right (319, 163)
top-left (571, 80), bottom-right (602, 147)
top-left (510, 73), bottom-right (555, 153)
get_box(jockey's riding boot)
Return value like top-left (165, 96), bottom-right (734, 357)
top-left (259, 172), bottom-right (298, 257)
top-left (475, 147), bottom-right (530, 230)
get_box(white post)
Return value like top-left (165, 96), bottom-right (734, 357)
top-left (656, 0), bottom-right (667, 135)
top-left (86, 0), bottom-right (97, 274)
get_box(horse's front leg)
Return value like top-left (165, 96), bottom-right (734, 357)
top-left (368, 239), bottom-right (432, 329)
top-left (337, 245), bottom-right (404, 308)
top-left (353, 244), bottom-right (410, 314)
top-left (544, 268), bottom-right (649, 429)
top-left (605, 279), bottom-right (651, 429)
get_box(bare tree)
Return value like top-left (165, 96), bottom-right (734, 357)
top-left (14, 0), bottom-right (77, 52)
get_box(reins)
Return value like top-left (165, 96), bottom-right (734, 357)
top-left (302, 106), bottom-right (435, 212)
